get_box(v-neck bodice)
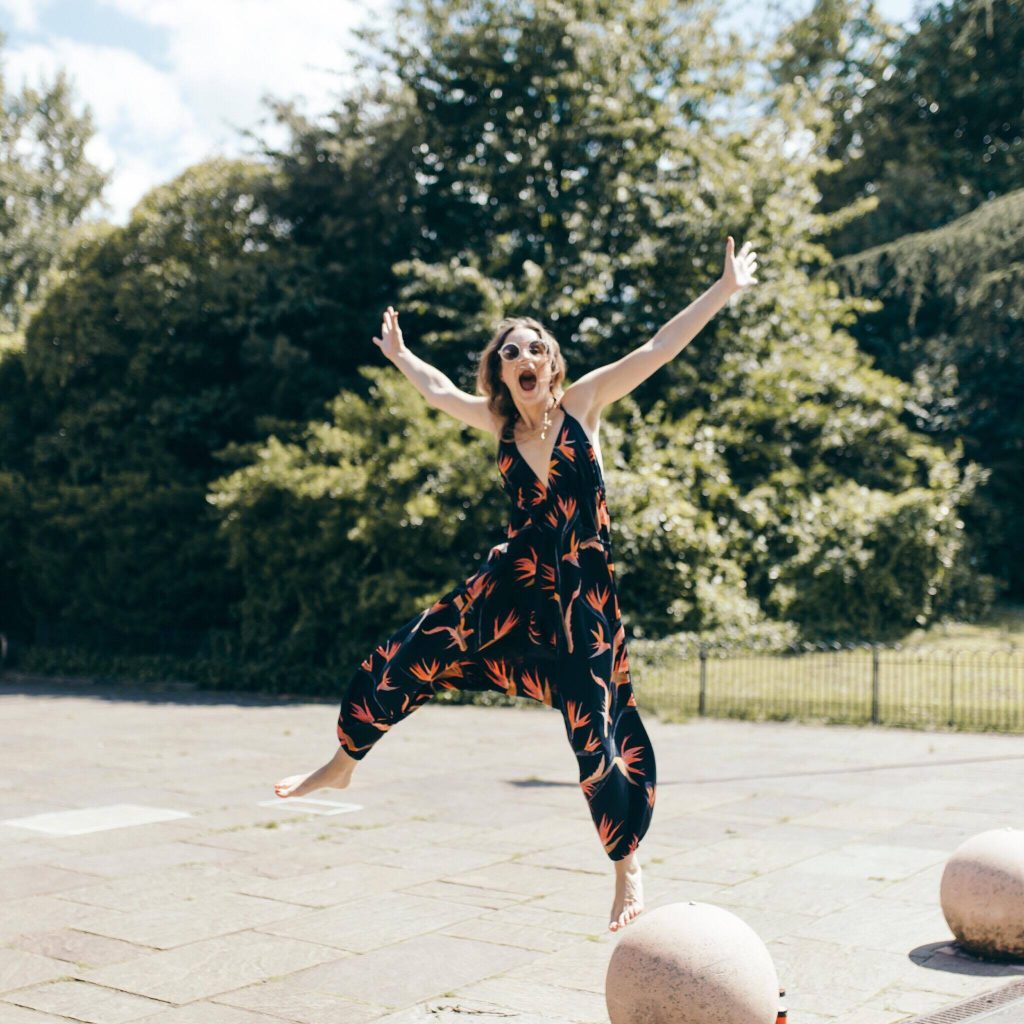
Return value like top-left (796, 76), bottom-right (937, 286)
top-left (497, 405), bottom-right (606, 503)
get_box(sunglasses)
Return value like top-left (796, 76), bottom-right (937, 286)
top-left (498, 338), bottom-right (549, 361)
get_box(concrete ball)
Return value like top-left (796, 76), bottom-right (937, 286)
top-left (940, 827), bottom-right (1024, 960)
top-left (606, 901), bottom-right (779, 1024)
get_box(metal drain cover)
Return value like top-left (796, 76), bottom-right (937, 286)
top-left (902, 979), bottom-right (1024, 1023)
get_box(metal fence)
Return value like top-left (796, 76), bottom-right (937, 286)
top-left (8, 623), bottom-right (1024, 733)
top-left (633, 644), bottom-right (1024, 732)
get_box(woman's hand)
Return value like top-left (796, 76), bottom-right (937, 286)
top-left (720, 236), bottom-right (758, 294)
top-left (372, 306), bottom-right (406, 362)
top-left (487, 541), bottom-right (508, 561)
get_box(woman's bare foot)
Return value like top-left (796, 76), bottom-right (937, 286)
top-left (609, 852), bottom-right (644, 931)
top-left (274, 746), bottom-right (358, 799)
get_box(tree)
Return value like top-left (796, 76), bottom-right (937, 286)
top-left (777, 0), bottom-right (1024, 256)
top-left (15, 159), bottom-right (295, 639)
top-left (0, 36), bottom-right (107, 641)
top-left (0, 37), bottom-right (108, 347)
top-left (831, 189), bottom-right (1024, 596)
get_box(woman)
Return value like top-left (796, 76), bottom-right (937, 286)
top-left (276, 237), bottom-right (759, 931)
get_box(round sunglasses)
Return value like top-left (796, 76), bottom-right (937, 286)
top-left (498, 338), bottom-right (549, 362)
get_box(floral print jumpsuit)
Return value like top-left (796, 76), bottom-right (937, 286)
top-left (336, 402), bottom-right (656, 861)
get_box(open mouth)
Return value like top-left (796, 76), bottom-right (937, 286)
top-left (519, 370), bottom-right (537, 392)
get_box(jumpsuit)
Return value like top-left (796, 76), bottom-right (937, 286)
top-left (335, 401), bottom-right (656, 861)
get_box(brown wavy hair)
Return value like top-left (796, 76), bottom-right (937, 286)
top-left (475, 316), bottom-right (567, 441)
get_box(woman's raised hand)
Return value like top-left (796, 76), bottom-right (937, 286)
top-left (372, 306), bottom-right (406, 361)
top-left (720, 237), bottom-right (759, 294)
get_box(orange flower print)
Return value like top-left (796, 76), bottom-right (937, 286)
top-left (597, 813), bottom-right (624, 855)
top-left (589, 621), bottom-right (611, 659)
top-left (581, 756), bottom-right (613, 799)
top-left (556, 432), bottom-right (575, 462)
top-left (590, 668), bottom-right (613, 737)
top-left (350, 698), bottom-right (391, 732)
top-left (565, 700), bottom-right (592, 732)
top-left (612, 733), bottom-right (646, 784)
top-left (478, 608), bottom-right (521, 650)
top-left (585, 584), bottom-right (610, 613)
top-left (530, 479), bottom-right (547, 505)
top-left (409, 658), bottom-right (442, 683)
top-left (422, 619), bottom-right (475, 651)
top-left (540, 562), bottom-right (557, 592)
top-left (556, 495), bottom-right (577, 523)
top-left (520, 666), bottom-right (553, 706)
top-left (337, 722), bottom-right (375, 754)
top-left (562, 530), bottom-right (580, 566)
top-left (582, 730), bottom-right (601, 753)
top-left (376, 665), bottom-right (397, 692)
top-left (376, 639), bottom-right (401, 662)
top-left (514, 546), bottom-right (538, 583)
top-left (646, 783), bottom-right (656, 809)
top-left (562, 581), bottom-right (582, 653)
top-left (498, 452), bottom-right (514, 477)
top-left (484, 658), bottom-right (516, 694)
top-left (360, 652), bottom-right (374, 672)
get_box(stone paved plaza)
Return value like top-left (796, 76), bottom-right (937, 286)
top-left (2, 674), bottom-right (1023, 1024)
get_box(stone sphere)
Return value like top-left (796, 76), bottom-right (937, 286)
top-left (606, 901), bottom-right (779, 1024)
top-left (940, 828), bottom-right (1024, 960)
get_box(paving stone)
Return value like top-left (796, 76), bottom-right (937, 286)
top-left (789, 896), bottom-right (952, 953)
top-left (358, 995), bottom-right (571, 1024)
top-left (78, 933), bottom-right (341, 1004)
top-left (342, 842), bottom-right (509, 877)
top-left (212, 977), bottom-right (394, 1023)
top-left (499, 936), bottom-right (612, 994)
top-left (281, 932), bottom-right (538, 1006)
top-left (236, 861), bottom-right (442, 908)
top-left (0, 948), bottom-right (76, 994)
top-left (11, 929), bottom-right (147, 969)
top-left (724, 868), bottom-right (891, 917)
top-left (78, 891), bottom-right (307, 949)
top-left (255, 890), bottom-right (486, 952)
top-left (2, 805), bottom-right (191, 838)
top-left (399, 878), bottom-right (532, 909)
top-left (3, 978), bottom-right (170, 1022)
top-left (0, 1002), bottom-right (76, 1022)
top-left (450, 976), bottom-right (608, 1022)
top-left (447, 861), bottom-right (592, 898)
top-left (133, 1003), bottom-right (282, 1023)
top-left (795, 841), bottom-right (947, 882)
top-left (57, 865), bottom-right (276, 913)
top-left (0, 865), bottom-right (106, 902)
top-left (0, 896), bottom-right (114, 944)
top-left (41, 841), bottom-right (239, 878)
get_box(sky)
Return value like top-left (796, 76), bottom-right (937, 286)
top-left (0, 0), bottom-right (922, 226)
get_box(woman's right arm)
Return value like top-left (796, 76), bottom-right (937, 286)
top-left (374, 307), bottom-right (497, 436)
top-left (372, 306), bottom-right (439, 394)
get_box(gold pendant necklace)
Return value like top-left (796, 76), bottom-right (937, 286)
top-left (518, 396), bottom-right (555, 442)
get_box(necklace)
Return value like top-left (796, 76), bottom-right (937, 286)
top-left (515, 395), bottom-right (557, 442)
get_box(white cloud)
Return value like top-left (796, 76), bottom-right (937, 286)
top-left (0, 0), bottom-right (43, 33)
top-left (3, 38), bottom-right (210, 221)
top-left (1, 1), bottom-right (388, 223)
top-left (99, 0), bottom-right (380, 147)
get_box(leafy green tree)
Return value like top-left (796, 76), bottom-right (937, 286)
top-left (831, 189), bottom-right (1024, 595)
top-left (0, 39), bottom-right (107, 640)
top-left (776, 0), bottom-right (1024, 256)
top-left (15, 159), bottom-right (298, 639)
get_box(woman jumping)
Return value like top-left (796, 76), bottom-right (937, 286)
top-left (276, 236), bottom-right (758, 931)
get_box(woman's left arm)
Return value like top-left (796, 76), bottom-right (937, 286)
top-left (566, 236), bottom-right (758, 416)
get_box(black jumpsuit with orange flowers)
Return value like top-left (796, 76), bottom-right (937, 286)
top-left (336, 402), bottom-right (656, 861)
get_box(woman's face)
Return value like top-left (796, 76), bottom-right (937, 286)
top-left (498, 329), bottom-right (553, 407)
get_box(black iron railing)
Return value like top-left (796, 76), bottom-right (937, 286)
top-left (632, 643), bottom-right (1024, 732)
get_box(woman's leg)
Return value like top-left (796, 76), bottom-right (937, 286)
top-left (554, 657), bottom-right (656, 929)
